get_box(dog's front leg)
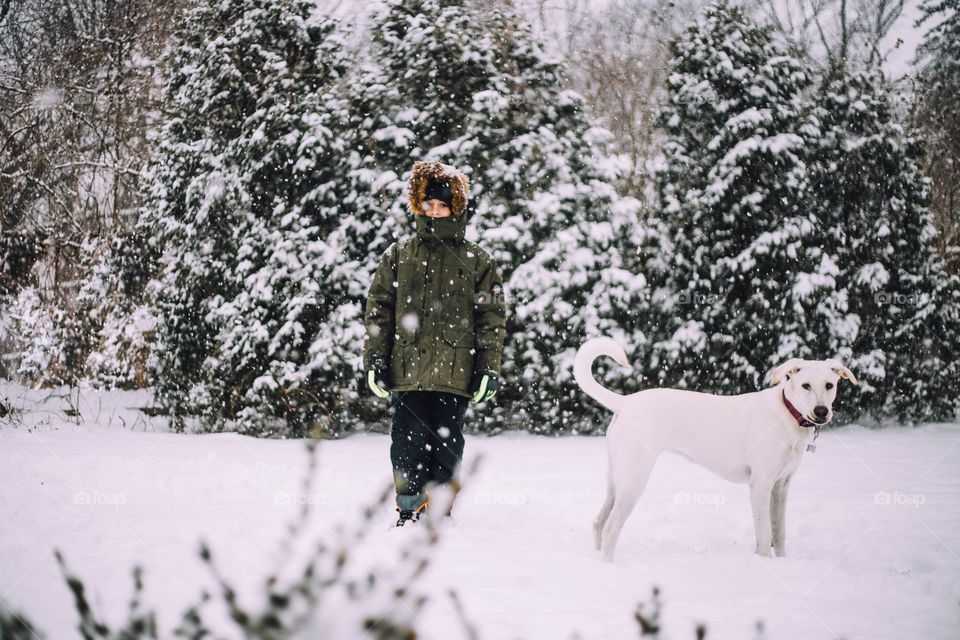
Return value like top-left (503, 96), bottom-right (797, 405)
top-left (770, 475), bottom-right (792, 557)
top-left (749, 481), bottom-right (775, 556)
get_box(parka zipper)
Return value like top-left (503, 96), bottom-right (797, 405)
top-left (417, 237), bottom-right (428, 391)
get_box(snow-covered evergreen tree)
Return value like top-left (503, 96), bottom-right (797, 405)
top-left (806, 68), bottom-right (960, 423)
top-left (72, 219), bottom-right (159, 389)
top-left (915, 0), bottom-right (960, 99)
top-left (142, 0), bottom-right (353, 435)
top-left (347, 0), bottom-right (646, 433)
top-left (645, 0), bottom-right (959, 423)
top-left (913, 0), bottom-right (960, 274)
top-left (646, 1), bottom-right (819, 393)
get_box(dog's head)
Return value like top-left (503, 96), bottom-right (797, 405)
top-left (771, 358), bottom-right (858, 426)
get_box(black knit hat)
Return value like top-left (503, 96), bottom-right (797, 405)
top-left (423, 177), bottom-right (454, 208)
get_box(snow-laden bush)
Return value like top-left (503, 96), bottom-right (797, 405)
top-left (3, 286), bottom-right (67, 385)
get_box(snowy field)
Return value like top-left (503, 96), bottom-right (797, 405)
top-left (1, 382), bottom-right (959, 639)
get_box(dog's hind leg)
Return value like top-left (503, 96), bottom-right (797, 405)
top-left (770, 475), bottom-right (792, 557)
top-left (600, 451), bottom-right (657, 562)
top-left (593, 478), bottom-right (615, 551)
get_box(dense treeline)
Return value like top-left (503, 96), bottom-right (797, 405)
top-left (1, 0), bottom-right (958, 435)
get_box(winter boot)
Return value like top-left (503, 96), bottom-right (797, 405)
top-left (395, 493), bottom-right (429, 527)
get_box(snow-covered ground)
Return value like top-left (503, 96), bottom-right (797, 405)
top-left (1, 382), bottom-right (959, 639)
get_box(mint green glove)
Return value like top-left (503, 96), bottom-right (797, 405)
top-left (469, 374), bottom-right (498, 403)
top-left (367, 369), bottom-right (390, 398)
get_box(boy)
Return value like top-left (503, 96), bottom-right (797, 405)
top-left (362, 161), bottom-right (507, 526)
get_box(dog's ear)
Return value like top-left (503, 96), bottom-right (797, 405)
top-left (826, 359), bottom-right (859, 385)
top-left (771, 358), bottom-right (804, 385)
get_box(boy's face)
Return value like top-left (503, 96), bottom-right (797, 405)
top-left (422, 199), bottom-right (452, 218)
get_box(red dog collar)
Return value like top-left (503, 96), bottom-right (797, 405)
top-left (782, 390), bottom-right (818, 429)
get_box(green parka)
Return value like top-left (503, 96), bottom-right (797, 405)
top-left (362, 162), bottom-right (507, 398)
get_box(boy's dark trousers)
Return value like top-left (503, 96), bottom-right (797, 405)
top-left (390, 390), bottom-right (468, 511)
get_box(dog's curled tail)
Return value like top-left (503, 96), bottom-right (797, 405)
top-left (573, 336), bottom-right (632, 413)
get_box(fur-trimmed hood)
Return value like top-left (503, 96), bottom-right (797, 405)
top-left (407, 161), bottom-right (469, 217)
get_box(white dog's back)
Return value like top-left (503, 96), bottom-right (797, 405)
top-left (574, 336), bottom-right (771, 425)
top-left (615, 387), bottom-right (777, 481)
top-left (575, 337), bottom-right (782, 483)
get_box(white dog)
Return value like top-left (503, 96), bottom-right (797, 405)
top-left (575, 337), bottom-right (857, 561)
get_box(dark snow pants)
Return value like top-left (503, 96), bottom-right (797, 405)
top-left (390, 390), bottom-right (468, 508)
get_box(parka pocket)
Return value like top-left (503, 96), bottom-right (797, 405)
top-left (441, 326), bottom-right (475, 392)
